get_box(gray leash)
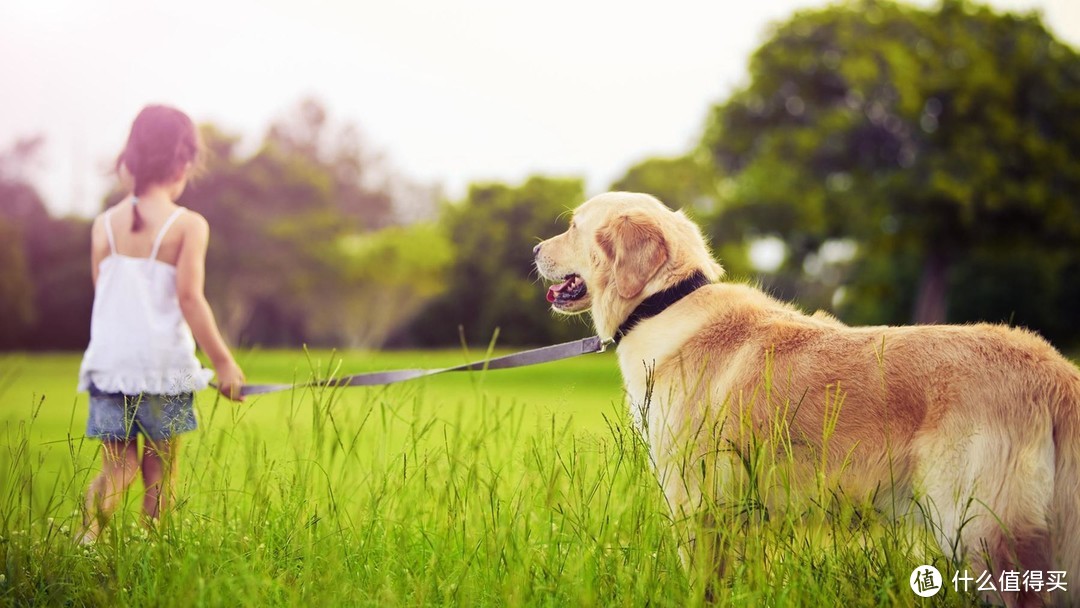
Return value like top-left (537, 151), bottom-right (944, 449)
top-left (229, 335), bottom-right (609, 397)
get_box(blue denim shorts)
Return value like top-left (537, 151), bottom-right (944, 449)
top-left (87, 384), bottom-right (198, 441)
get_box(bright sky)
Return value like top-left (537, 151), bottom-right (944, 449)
top-left (2, 0), bottom-right (1077, 218)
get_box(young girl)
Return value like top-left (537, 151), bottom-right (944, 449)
top-left (77, 104), bottom-right (245, 542)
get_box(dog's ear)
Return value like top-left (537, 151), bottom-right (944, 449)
top-left (597, 211), bottom-right (668, 299)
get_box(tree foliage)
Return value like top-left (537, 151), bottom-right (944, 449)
top-left (0, 138), bottom-right (92, 350)
top-left (265, 97), bottom-right (401, 230)
top-left (6, 11), bottom-right (1080, 351)
top-left (702, 0), bottom-right (1080, 337)
top-left (403, 177), bottom-right (593, 347)
top-left (2, 99), bottom-right (451, 350)
top-left (178, 101), bottom-right (450, 348)
top-left (611, 153), bottom-right (719, 213)
top-left (609, 154), bottom-right (761, 281)
top-left (0, 218), bottom-right (35, 348)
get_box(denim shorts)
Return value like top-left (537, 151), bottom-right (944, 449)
top-left (87, 384), bottom-right (198, 441)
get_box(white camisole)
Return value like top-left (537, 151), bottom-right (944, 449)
top-left (78, 206), bottom-right (214, 395)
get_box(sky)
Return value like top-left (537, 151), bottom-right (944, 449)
top-left (2, 0), bottom-right (1078, 218)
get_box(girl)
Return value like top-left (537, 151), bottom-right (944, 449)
top-left (76, 104), bottom-right (245, 542)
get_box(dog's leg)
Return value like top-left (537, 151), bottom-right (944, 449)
top-left (915, 422), bottom-right (1055, 608)
top-left (656, 421), bottom-right (741, 601)
top-left (664, 480), bottom-right (735, 602)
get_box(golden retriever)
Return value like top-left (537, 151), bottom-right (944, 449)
top-left (534, 192), bottom-right (1080, 607)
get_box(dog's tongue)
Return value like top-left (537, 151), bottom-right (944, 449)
top-left (546, 278), bottom-right (574, 303)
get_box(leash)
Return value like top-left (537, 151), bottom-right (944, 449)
top-left (226, 335), bottom-right (609, 397)
top-left (221, 268), bottom-right (711, 397)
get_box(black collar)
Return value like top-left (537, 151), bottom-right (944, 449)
top-left (613, 270), bottom-right (710, 344)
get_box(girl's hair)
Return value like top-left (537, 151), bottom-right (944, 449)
top-left (116, 105), bottom-right (203, 232)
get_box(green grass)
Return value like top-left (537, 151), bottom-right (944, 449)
top-left (0, 349), bottom-right (981, 606)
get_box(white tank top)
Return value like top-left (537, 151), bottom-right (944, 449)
top-left (78, 206), bottom-right (214, 395)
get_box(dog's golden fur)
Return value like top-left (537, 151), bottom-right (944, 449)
top-left (535, 192), bottom-right (1080, 607)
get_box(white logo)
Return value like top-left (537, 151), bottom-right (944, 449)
top-left (911, 565), bottom-right (943, 597)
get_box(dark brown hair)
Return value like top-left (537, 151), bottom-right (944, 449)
top-left (116, 105), bottom-right (203, 232)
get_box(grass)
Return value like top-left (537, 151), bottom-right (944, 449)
top-left (0, 349), bottom-right (983, 606)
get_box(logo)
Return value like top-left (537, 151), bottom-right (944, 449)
top-left (911, 565), bottom-right (943, 597)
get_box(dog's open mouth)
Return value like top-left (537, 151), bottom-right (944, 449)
top-left (546, 274), bottom-right (588, 308)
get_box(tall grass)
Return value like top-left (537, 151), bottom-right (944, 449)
top-left (0, 352), bottom-right (981, 606)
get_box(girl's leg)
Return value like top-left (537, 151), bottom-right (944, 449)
top-left (141, 437), bottom-right (179, 522)
top-left (80, 439), bottom-right (140, 542)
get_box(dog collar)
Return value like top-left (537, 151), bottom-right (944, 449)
top-left (613, 270), bottom-right (710, 344)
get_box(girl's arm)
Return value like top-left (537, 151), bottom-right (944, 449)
top-left (90, 214), bottom-right (110, 286)
top-left (175, 213), bottom-right (245, 401)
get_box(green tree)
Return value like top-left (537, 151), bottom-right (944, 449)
top-left (610, 153), bottom-right (719, 213)
top-left (2, 99), bottom-right (446, 351)
top-left (703, 0), bottom-right (1080, 329)
top-left (182, 113), bottom-right (450, 349)
top-left (609, 154), bottom-right (758, 281)
top-left (265, 97), bottom-right (427, 230)
top-left (182, 126), bottom-right (342, 345)
top-left (325, 223), bottom-right (453, 348)
top-left (406, 176), bottom-right (591, 347)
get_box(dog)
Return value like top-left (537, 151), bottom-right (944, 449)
top-left (534, 192), bottom-right (1080, 607)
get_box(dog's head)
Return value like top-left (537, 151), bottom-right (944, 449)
top-left (534, 192), bottom-right (723, 340)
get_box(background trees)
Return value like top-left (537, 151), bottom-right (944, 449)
top-left (403, 177), bottom-right (592, 347)
top-left (700, 0), bottom-right (1080, 339)
top-left (178, 100), bottom-right (452, 349)
top-left (0, 138), bottom-right (92, 350)
top-left (2, 100), bottom-right (452, 350)
top-left (3, 1), bottom-right (1079, 351)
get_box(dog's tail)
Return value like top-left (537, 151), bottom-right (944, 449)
top-left (1052, 361), bottom-right (1080, 605)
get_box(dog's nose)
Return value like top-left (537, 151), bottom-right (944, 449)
top-left (533, 243), bottom-right (542, 256)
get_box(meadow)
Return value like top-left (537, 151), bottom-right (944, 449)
top-left (1, 349), bottom-right (983, 607)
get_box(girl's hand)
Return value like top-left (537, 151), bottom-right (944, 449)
top-left (215, 361), bottom-right (246, 402)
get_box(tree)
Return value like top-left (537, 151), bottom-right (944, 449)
top-left (0, 139), bottom-right (48, 346)
top-left (0, 137), bottom-right (93, 350)
top-left (23, 217), bottom-right (93, 349)
top-left (610, 154), bottom-right (760, 282)
top-left (610, 153), bottom-right (720, 213)
top-left (703, 0), bottom-right (1080, 328)
top-left (322, 223), bottom-right (453, 348)
top-left (405, 176), bottom-right (592, 347)
top-left (1, 100), bottom-right (448, 351)
top-left (0, 218), bottom-right (34, 347)
top-left (265, 97), bottom-right (436, 230)
top-left (182, 115), bottom-right (451, 349)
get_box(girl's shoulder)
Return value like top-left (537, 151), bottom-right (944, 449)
top-left (93, 204), bottom-right (118, 224)
top-left (92, 201), bottom-right (130, 229)
top-left (90, 206), bottom-right (118, 238)
top-left (171, 208), bottom-right (211, 248)
top-left (176, 207), bottom-right (210, 233)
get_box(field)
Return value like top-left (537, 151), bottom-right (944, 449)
top-left (1, 349), bottom-right (982, 607)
